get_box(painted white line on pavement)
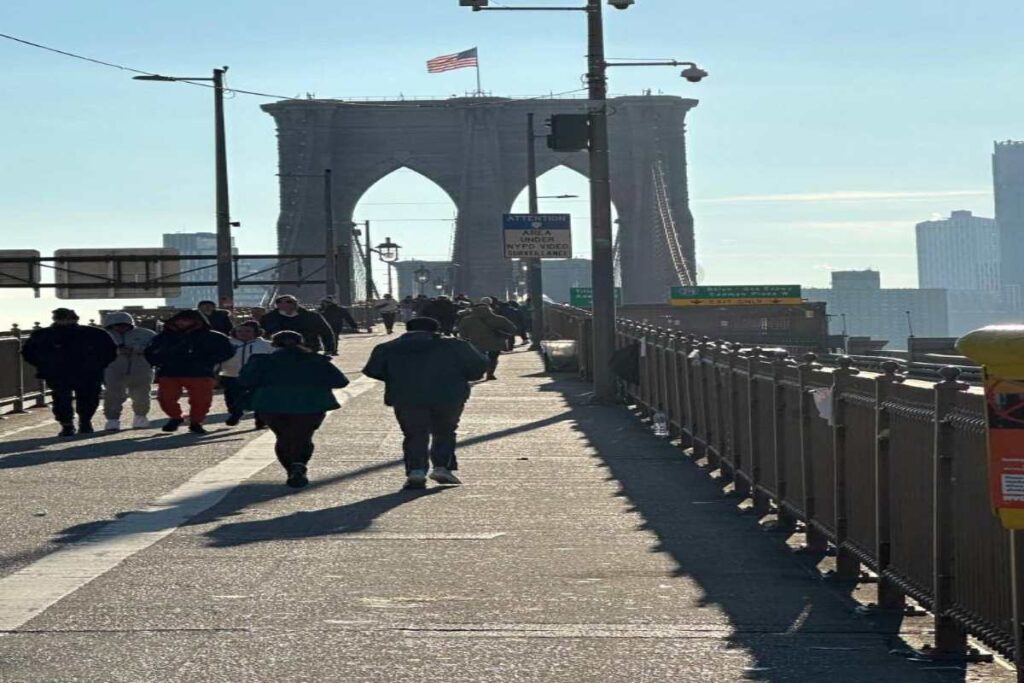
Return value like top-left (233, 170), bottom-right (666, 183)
top-left (0, 375), bottom-right (378, 633)
top-left (0, 420), bottom-right (51, 441)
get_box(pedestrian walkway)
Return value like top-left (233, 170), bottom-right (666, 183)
top-left (0, 334), bottom-right (1014, 682)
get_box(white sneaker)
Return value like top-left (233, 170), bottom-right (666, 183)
top-left (403, 470), bottom-right (427, 490)
top-left (429, 467), bottom-right (462, 485)
top-left (132, 415), bottom-right (150, 429)
top-left (103, 419), bottom-right (120, 432)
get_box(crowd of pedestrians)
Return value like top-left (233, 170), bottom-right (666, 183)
top-left (19, 292), bottom-right (532, 490)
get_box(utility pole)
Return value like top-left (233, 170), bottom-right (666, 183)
top-left (212, 67), bottom-right (233, 309)
top-left (323, 169), bottom-right (337, 301)
top-left (364, 220), bottom-right (374, 331)
top-left (526, 113), bottom-right (545, 351)
top-left (586, 0), bottom-right (616, 400)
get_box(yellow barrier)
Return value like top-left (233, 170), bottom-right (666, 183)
top-left (957, 325), bottom-right (1024, 530)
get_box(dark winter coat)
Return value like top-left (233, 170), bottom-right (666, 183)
top-left (239, 348), bottom-right (350, 414)
top-left (202, 308), bottom-right (234, 335)
top-left (420, 298), bottom-right (459, 333)
top-left (456, 305), bottom-right (518, 353)
top-left (260, 307), bottom-right (336, 354)
top-left (21, 324), bottom-right (118, 384)
top-left (362, 331), bottom-right (489, 407)
top-left (496, 302), bottom-right (527, 334)
top-left (144, 311), bottom-right (235, 379)
top-left (320, 302), bottom-right (358, 334)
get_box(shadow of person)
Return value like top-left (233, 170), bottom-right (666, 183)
top-left (203, 487), bottom-right (447, 548)
top-left (0, 430), bottom-right (243, 469)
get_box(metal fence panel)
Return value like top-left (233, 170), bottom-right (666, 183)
top-left (842, 377), bottom-right (881, 565)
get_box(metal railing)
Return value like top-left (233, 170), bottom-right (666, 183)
top-left (547, 304), bottom-right (1022, 670)
top-left (0, 326), bottom-right (49, 415)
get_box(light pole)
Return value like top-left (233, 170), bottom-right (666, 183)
top-left (371, 237), bottom-right (402, 296)
top-left (414, 266), bottom-right (431, 296)
top-left (461, 0), bottom-right (707, 400)
top-left (526, 112), bottom-right (545, 350)
top-left (134, 67), bottom-right (235, 308)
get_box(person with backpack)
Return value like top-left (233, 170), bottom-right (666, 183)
top-left (239, 331), bottom-right (350, 488)
top-left (219, 320), bottom-right (274, 427)
top-left (362, 317), bottom-right (488, 489)
top-left (144, 309), bottom-right (235, 434)
top-left (101, 311), bottom-right (156, 431)
top-left (21, 308), bottom-right (118, 437)
top-left (456, 298), bottom-right (518, 381)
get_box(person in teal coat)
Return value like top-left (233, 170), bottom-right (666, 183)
top-left (239, 331), bottom-right (350, 488)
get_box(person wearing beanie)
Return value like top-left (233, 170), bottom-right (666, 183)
top-left (219, 320), bottom-right (274, 427)
top-left (101, 311), bottom-right (157, 431)
top-left (21, 308), bottom-right (118, 437)
top-left (239, 330), bottom-right (350, 488)
top-left (456, 298), bottom-right (518, 381)
top-left (144, 309), bottom-right (235, 434)
top-left (362, 316), bottom-right (489, 489)
top-left (260, 295), bottom-right (337, 355)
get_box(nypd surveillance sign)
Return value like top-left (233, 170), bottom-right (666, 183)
top-left (502, 214), bottom-right (572, 259)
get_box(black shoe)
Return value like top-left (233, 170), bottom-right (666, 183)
top-left (77, 421), bottom-right (94, 434)
top-left (162, 418), bottom-right (184, 432)
top-left (486, 374), bottom-right (497, 381)
top-left (225, 414), bottom-right (241, 427)
top-left (58, 423), bottom-right (76, 437)
top-left (188, 422), bottom-right (208, 435)
top-left (286, 463), bottom-right (309, 489)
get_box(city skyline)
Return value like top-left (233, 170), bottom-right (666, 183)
top-left (1, 1), bottom-right (1022, 325)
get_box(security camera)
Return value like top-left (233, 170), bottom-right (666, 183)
top-left (608, 0), bottom-right (635, 8)
top-left (680, 65), bottom-right (708, 83)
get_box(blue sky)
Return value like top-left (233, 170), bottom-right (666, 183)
top-left (1, 0), bottom-right (1022, 325)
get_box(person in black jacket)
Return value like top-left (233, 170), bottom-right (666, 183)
top-left (421, 295), bottom-right (459, 336)
top-left (260, 295), bottom-right (336, 354)
top-left (362, 317), bottom-right (489, 490)
top-left (318, 297), bottom-right (361, 339)
top-left (21, 308), bottom-right (118, 436)
top-left (144, 309), bottom-right (235, 434)
top-left (197, 300), bottom-right (233, 335)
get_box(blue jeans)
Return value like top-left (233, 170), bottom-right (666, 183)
top-left (394, 404), bottom-right (464, 474)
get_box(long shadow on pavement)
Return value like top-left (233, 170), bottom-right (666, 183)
top-left (541, 373), bottom-right (967, 683)
top-left (0, 430), bottom-right (244, 469)
top-left (203, 488), bottom-right (447, 548)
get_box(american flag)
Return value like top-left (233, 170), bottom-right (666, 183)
top-left (427, 48), bottom-right (479, 74)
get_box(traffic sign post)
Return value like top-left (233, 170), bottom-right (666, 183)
top-left (671, 285), bottom-right (802, 307)
top-left (503, 214), bottom-right (572, 259)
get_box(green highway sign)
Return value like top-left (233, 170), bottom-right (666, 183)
top-left (570, 287), bottom-right (622, 309)
top-left (670, 285), bottom-right (803, 307)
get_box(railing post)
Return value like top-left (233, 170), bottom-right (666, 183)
top-left (833, 356), bottom-right (861, 579)
top-left (702, 339), bottom-right (718, 469)
top-left (11, 325), bottom-right (26, 414)
top-left (932, 366), bottom-right (969, 654)
top-left (716, 342), bottom-right (734, 483)
top-left (683, 335), bottom-right (697, 450)
top-left (668, 334), bottom-right (685, 440)
top-left (730, 344), bottom-right (750, 497)
top-left (31, 322), bottom-right (46, 407)
top-left (772, 350), bottom-right (793, 526)
top-left (875, 360), bottom-right (906, 610)
top-left (799, 353), bottom-right (828, 552)
top-left (749, 348), bottom-right (771, 516)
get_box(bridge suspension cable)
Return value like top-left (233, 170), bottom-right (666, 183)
top-left (652, 159), bottom-right (696, 287)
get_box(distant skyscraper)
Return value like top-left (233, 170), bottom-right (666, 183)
top-left (162, 232), bottom-right (268, 309)
top-left (993, 141), bottom-right (1024, 290)
top-left (916, 210), bottom-right (999, 291)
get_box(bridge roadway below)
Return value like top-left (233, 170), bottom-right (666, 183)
top-left (0, 333), bottom-right (1013, 682)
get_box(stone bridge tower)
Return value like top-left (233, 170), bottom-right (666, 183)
top-left (262, 95), bottom-right (698, 304)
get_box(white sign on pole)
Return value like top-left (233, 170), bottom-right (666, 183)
top-left (502, 213), bottom-right (572, 259)
top-left (55, 248), bottom-right (183, 300)
top-left (0, 250), bottom-right (41, 288)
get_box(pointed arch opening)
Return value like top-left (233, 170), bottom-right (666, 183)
top-left (352, 167), bottom-right (458, 299)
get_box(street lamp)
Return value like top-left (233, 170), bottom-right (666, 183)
top-left (372, 237), bottom-right (402, 296)
top-left (134, 67), bottom-right (235, 308)
top-left (463, 0), bottom-right (707, 400)
top-left (414, 266), bottom-right (431, 296)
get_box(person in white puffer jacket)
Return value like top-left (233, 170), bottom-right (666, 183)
top-left (219, 320), bottom-right (274, 427)
top-left (102, 312), bottom-right (157, 431)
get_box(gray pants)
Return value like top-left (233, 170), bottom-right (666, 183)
top-left (103, 372), bottom-right (152, 419)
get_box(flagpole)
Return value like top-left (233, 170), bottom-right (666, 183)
top-left (475, 58), bottom-right (482, 96)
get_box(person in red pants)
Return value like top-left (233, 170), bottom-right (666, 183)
top-left (144, 310), bottom-right (235, 434)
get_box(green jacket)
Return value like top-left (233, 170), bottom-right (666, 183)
top-left (239, 348), bottom-right (350, 414)
top-left (456, 305), bottom-right (518, 352)
top-left (362, 332), bottom-right (489, 407)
